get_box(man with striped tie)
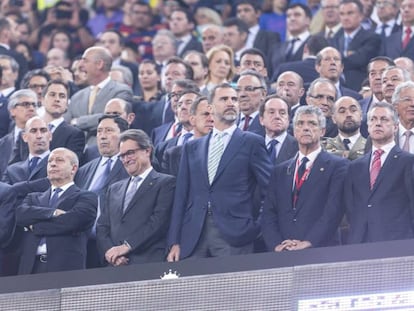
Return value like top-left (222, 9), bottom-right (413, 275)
top-left (167, 83), bottom-right (271, 261)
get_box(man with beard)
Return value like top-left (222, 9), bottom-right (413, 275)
top-left (167, 83), bottom-right (271, 261)
top-left (323, 96), bottom-right (367, 160)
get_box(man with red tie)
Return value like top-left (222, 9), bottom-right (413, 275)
top-left (345, 102), bottom-right (414, 244)
top-left (262, 105), bottom-right (348, 252)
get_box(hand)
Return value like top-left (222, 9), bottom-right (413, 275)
top-left (114, 256), bottom-right (129, 266)
top-left (53, 209), bottom-right (66, 217)
top-left (274, 239), bottom-right (296, 252)
top-left (288, 240), bottom-right (312, 251)
top-left (167, 244), bottom-right (180, 262)
top-left (105, 244), bottom-right (130, 265)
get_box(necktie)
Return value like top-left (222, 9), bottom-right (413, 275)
top-left (267, 139), bottom-right (279, 161)
top-left (297, 157), bottom-right (309, 181)
top-left (182, 132), bottom-right (193, 145)
top-left (48, 124), bottom-right (54, 132)
top-left (343, 138), bottom-right (351, 151)
top-left (327, 29), bottom-right (334, 39)
top-left (173, 123), bottom-right (182, 137)
top-left (29, 156), bottom-right (40, 173)
top-left (88, 86), bottom-right (99, 114)
top-left (242, 116), bottom-right (251, 131)
top-left (370, 149), bottom-right (384, 189)
top-left (89, 158), bottom-right (112, 193)
top-left (343, 35), bottom-right (351, 56)
top-left (286, 38), bottom-right (299, 60)
top-left (403, 131), bottom-right (412, 152)
top-left (380, 24), bottom-right (388, 38)
top-left (402, 27), bottom-right (412, 50)
top-left (123, 176), bottom-right (142, 212)
top-left (208, 132), bottom-right (226, 184)
top-left (38, 188), bottom-right (63, 254)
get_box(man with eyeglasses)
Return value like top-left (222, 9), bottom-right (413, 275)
top-left (76, 115), bottom-right (129, 267)
top-left (262, 105), bottom-right (348, 252)
top-left (345, 102), bottom-right (414, 244)
top-left (319, 0), bottom-right (342, 39)
top-left (0, 89), bottom-right (37, 176)
top-left (306, 78), bottom-right (338, 137)
top-left (236, 70), bottom-right (267, 136)
top-left (381, 65), bottom-right (410, 104)
top-left (97, 129), bottom-right (175, 266)
top-left (20, 69), bottom-right (50, 115)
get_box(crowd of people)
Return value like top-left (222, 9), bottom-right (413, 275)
top-left (0, 0), bottom-right (414, 276)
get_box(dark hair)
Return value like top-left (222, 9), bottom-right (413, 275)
top-left (21, 69), bottom-right (51, 90)
top-left (307, 35), bottom-right (329, 56)
top-left (119, 129), bottom-right (153, 150)
top-left (287, 3), bottom-right (312, 19)
top-left (172, 79), bottom-right (200, 93)
top-left (139, 59), bottom-right (160, 75)
top-left (98, 115), bottom-right (129, 132)
top-left (259, 94), bottom-right (290, 117)
top-left (183, 50), bottom-right (209, 69)
top-left (101, 29), bottom-right (125, 46)
top-left (190, 96), bottom-right (209, 115)
top-left (171, 7), bottom-right (195, 25)
top-left (50, 29), bottom-right (74, 59)
top-left (223, 17), bottom-right (249, 34)
top-left (42, 79), bottom-right (70, 97)
top-left (166, 56), bottom-right (194, 80)
top-left (339, 0), bottom-right (364, 14)
top-left (236, 0), bottom-right (261, 12)
top-left (208, 82), bottom-right (234, 104)
top-left (367, 56), bottom-right (395, 72)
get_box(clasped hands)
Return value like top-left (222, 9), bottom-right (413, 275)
top-left (274, 239), bottom-right (312, 252)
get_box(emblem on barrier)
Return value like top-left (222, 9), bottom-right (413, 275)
top-left (160, 269), bottom-right (180, 280)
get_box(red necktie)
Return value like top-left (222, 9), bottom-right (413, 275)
top-left (370, 149), bottom-right (384, 189)
top-left (402, 27), bottom-right (412, 50)
top-left (242, 116), bottom-right (251, 131)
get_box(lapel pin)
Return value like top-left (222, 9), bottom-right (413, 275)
top-left (320, 167), bottom-right (325, 172)
top-left (394, 155), bottom-right (398, 158)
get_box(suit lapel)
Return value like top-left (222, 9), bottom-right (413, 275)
top-left (85, 158), bottom-right (101, 189)
top-left (106, 159), bottom-right (123, 188)
top-left (123, 170), bottom-right (157, 216)
top-left (29, 156), bottom-right (48, 180)
top-left (370, 146), bottom-right (401, 194)
top-left (199, 133), bottom-right (211, 187)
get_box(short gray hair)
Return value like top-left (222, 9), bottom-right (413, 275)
top-left (367, 101), bottom-right (399, 125)
top-left (293, 105), bottom-right (326, 129)
top-left (111, 65), bottom-right (133, 86)
top-left (392, 81), bottom-right (414, 105)
top-left (0, 54), bottom-right (19, 73)
top-left (8, 89), bottom-right (37, 110)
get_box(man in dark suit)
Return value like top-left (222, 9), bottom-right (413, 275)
top-left (274, 71), bottom-right (305, 120)
top-left (76, 115), bottom-right (129, 267)
top-left (0, 182), bottom-right (16, 275)
top-left (97, 129), bottom-right (175, 266)
top-left (330, 0), bottom-right (381, 91)
top-left (169, 8), bottom-right (203, 58)
top-left (223, 18), bottom-right (249, 66)
top-left (2, 117), bottom-right (51, 184)
top-left (64, 46), bottom-right (133, 145)
top-left (381, 0), bottom-right (414, 62)
top-left (162, 96), bottom-right (214, 176)
top-left (0, 54), bottom-right (19, 138)
top-left (0, 89), bottom-right (37, 176)
top-left (259, 95), bottom-right (298, 165)
top-left (345, 102), bottom-right (414, 244)
top-left (375, 0), bottom-right (400, 40)
top-left (42, 80), bottom-right (85, 161)
top-left (273, 35), bottom-right (328, 84)
top-left (271, 4), bottom-right (312, 75)
top-left (167, 83), bottom-right (271, 261)
top-left (236, 70), bottom-right (267, 137)
top-left (262, 106), bottom-right (348, 252)
top-left (236, 0), bottom-right (280, 73)
top-left (16, 148), bottom-right (97, 274)
top-left (315, 47), bottom-right (362, 100)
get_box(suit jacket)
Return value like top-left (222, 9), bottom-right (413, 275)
top-left (0, 46), bottom-right (29, 87)
top-left (168, 128), bottom-right (272, 259)
top-left (340, 85), bottom-right (363, 100)
top-left (261, 151), bottom-right (349, 250)
top-left (0, 95), bottom-right (10, 139)
top-left (0, 183), bottom-right (16, 248)
top-left (345, 146), bottom-right (414, 244)
top-left (246, 114), bottom-right (265, 137)
top-left (16, 185), bottom-right (97, 274)
top-left (322, 134), bottom-right (367, 160)
top-left (272, 57), bottom-right (318, 83)
top-left (253, 29), bottom-right (280, 77)
top-left (2, 156), bottom-right (48, 185)
top-left (96, 169), bottom-right (175, 264)
top-left (330, 28), bottom-right (381, 91)
top-left (179, 35), bottom-right (203, 57)
top-left (0, 130), bottom-right (28, 177)
top-left (358, 96), bottom-right (373, 138)
top-left (161, 144), bottom-right (183, 176)
top-left (271, 36), bottom-right (309, 77)
top-left (151, 122), bottom-right (174, 147)
top-left (50, 121), bottom-right (85, 161)
top-left (381, 29), bottom-right (414, 62)
top-left (154, 136), bottom-right (179, 172)
top-left (64, 79), bottom-right (133, 143)
top-left (274, 134), bottom-right (299, 165)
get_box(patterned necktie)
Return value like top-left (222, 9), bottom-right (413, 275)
top-left (370, 149), bottom-right (384, 189)
top-left (403, 131), bottom-right (412, 152)
top-left (90, 158), bottom-right (112, 193)
top-left (208, 132), bottom-right (226, 184)
top-left (29, 157), bottom-right (40, 173)
top-left (267, 139), bottom-right (279, 161)
top-left (343, 138), bottom-right (351, 151)
top-left (123, 176), bottom-right (142, 212)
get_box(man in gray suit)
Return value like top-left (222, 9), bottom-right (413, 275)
top-left (64, 47), bottom-right (133, 145)
top-left (96, 129), bottom-right (175, 266)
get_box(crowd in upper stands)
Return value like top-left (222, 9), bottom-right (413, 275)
top-left (0, 0), bottom-right (414, 276)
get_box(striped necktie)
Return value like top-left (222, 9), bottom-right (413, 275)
top-left (208, 132), bottom-right (226, 184)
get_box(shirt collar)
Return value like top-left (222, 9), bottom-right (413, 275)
top-left (52, 181), bottom-right (74, 193)
top-left (265, 131), bottom-right (287, 145)
top-left (298, 146), bottom-right (321, 164)
top-left (132, 166), bottom-right (153, 182)
top-left (29, 150), bottom-right (50, 161)
top-left (93, 76), bottom-right (111, 90)
top-left (212, 124), bottom-right (237, 138)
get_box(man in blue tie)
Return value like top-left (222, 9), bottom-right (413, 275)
top-left (262, 106), bottom-right (348, 252)
top-left (16, 148), bottom-right (97, 274)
